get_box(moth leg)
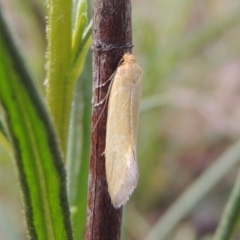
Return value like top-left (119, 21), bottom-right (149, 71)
top-left (92, 73), bottom-right (116, 131)
top-left (95, 71), bottom-right (116, 88)
top-left (92, 61), bottom-right (120, 130)
top-left (93, 94), bottom-right (108, 107)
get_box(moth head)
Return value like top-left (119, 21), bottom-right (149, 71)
top-left (123, 53), bottom-right (136, 63)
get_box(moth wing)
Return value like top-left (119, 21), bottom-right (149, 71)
top-left (105, 63), bottom-right (142, 208)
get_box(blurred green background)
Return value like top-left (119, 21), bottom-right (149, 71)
top-left (1, 0), bottom-right (240, 239)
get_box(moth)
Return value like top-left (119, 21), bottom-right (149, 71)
top-left (105, 53), bottom-right (142, 208)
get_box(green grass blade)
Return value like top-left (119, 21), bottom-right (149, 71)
top-left (213, 170), bottom-right (240, 240)
top-left (145, 140), bottom-right (240, 240)
top-left (0, 13), bottom-right (73, 240)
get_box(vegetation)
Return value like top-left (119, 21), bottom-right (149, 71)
top-left (1, 0), bottom-right (240, 239)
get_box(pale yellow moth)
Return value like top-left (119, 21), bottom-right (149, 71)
top-left (105, 53), bottom-right (142, 208)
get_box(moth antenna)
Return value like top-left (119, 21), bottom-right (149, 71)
top-left (92, 55), bottom-right (124, 131)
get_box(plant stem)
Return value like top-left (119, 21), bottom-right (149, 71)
top-left (85, 0), bottom-right (132, 239)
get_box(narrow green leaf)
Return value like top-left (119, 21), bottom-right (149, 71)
top-left (72, 0), bottom-right (88, 61)
top-left (75, 0), bottom-right (87, 21)
top-left (46, 0), bottom-right (73, 157)
top-left (0, 14), bottom-right (73, 240)
top-left (67, 53), bottom-right (92, 240)
top-left (68, 21), bottom-right (92, 83)
top-left (73, 0), bottom-right (88, 31)
top-left (72, 14), bottom-right (87, 62)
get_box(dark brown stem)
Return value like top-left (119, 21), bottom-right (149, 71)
top-left (85, 0), bottom-right (132, 239)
